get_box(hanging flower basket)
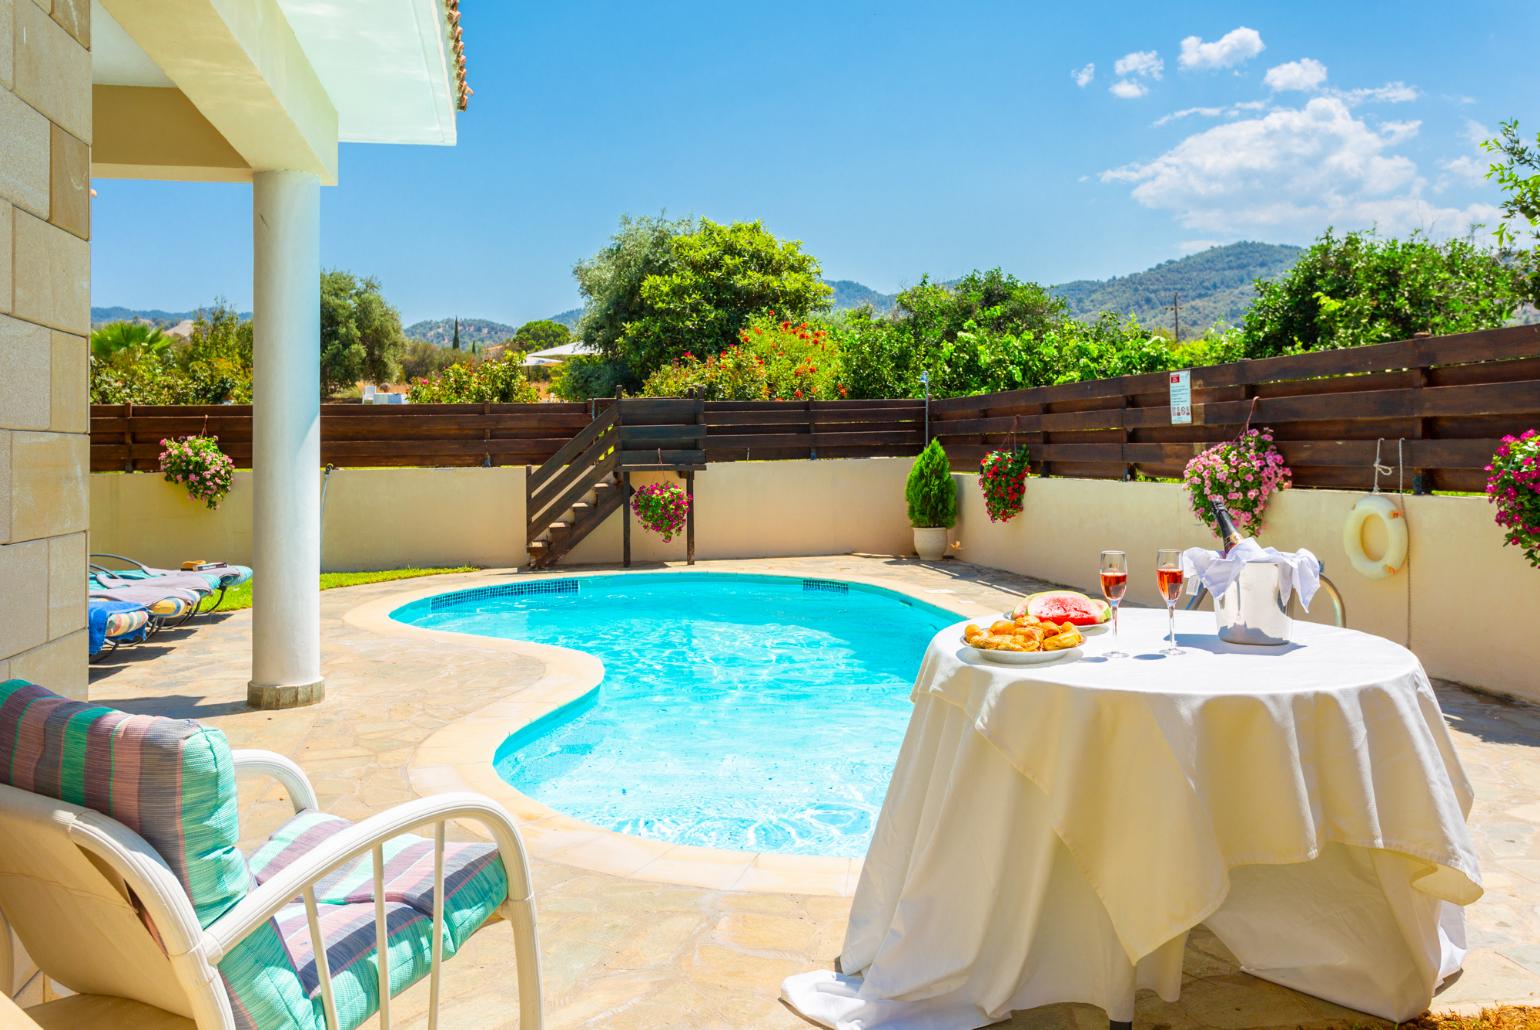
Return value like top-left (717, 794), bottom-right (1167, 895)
top-left (1182, 427), bottom-right (1291, 537)
top-left (631, 481), bottom-right (690, 542)
top-left (1486, 429), bottom-right (1540, 568)
top-left (978, 447), bottom-right (1030, 523)
top-left (159, 434), bottom-right (235, 511)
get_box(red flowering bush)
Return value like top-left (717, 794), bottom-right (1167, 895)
top-left (1486, 429), bottom-right (1540, 568)
top-left (640, 312), bottom-right (846, 400)
top-left (159, 434), bottom-right (235, 510)
top-left (978, 447), bottom-right (1030, 523)
top-left (631, 481), bottom-right (690, 541)
top-left (1183, 427), bottom-right (1292, 536)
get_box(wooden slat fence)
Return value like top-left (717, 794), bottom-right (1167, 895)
top-left (90, 325), bottom-right (1540, 491)
top-left (929, 324), bottom-right (1540, 492)
top-left (89, 402), bottom-right (593, 471)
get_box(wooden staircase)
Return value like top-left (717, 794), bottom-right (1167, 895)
top-left (525, 406), bottom-right (621, 568)
top-left (525, 398), bottom-right (708, 569)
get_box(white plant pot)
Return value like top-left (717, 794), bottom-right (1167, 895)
top-left (913, 526), bottom-right (949, 561)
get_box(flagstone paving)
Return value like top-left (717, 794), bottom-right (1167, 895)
top-left (86, 557), bottom-right (1540, 1029)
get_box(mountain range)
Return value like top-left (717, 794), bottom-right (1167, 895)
top-left (96, 241), bottom-right (1306, 343)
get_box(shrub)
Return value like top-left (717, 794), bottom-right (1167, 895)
top-left (979, 447), bottom-right (1030, 523)
top-left (906, 439), bottom-right (957, 529)
top-left (160, 435), bottom-right (235, 510)
top-left (1486, 430), bottom-right (1540, 568)
top-left (1240, 229), bottom-right (1524, 358)
top-left (630, 481), bottom-right (690, 541)
top-left (639, 313), bottom-right (847, 400)
top-left (1183, 428), bottom-right (1292, 537)
top-left (551, 354), bottom-right (630, 401)
top-left (406, 352), bottom-right (538, 403)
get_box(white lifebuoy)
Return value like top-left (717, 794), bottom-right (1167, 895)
top-left (1343, 494), bottom-right (1407, 579)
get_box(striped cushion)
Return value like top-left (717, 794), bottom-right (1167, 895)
top-left (223, 810), bottom-right (508, 1029)
top-left (0, 680), bottom-right (248, 927)
top-left (105, 607), bottom-right (152, 637)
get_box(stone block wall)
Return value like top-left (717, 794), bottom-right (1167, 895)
top-left (0, 0), bottom-right (90, 699)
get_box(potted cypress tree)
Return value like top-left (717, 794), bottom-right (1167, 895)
top-left (906, 439), bottom-right (957, 561)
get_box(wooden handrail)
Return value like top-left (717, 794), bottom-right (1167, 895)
top-left (528, 406), bottom-right (618, 504)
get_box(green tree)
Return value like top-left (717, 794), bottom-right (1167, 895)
top-left (1482, 119), bottom-right (1540, 304)
top-left (574, 215), bottom-right (832, 387)
top-left (512, 319), bottom-right (571, 353)
top-left (176, 302), bottom-right (253, 403)
top-left (90, 322), bottom-right (169, 361)
top-left (1239, 229), bottom-right (1525, 358)
top-left (319, 271), bottom-right (408, 396)
top-left (400, 339), bottom-right (464, 381)
top-left (1483, 120), bottom-right (1540, 247)
top-left (550, 354), bottom-right (629, 401)
top-left (573, 214), bottom-right (690, 383)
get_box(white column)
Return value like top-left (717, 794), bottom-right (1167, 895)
top-left (249, 170), bottom-right (323, 707)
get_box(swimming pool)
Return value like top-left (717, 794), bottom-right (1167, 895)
top-left (390, 573), bottom-right (957, 857)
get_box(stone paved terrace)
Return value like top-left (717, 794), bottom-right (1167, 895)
top-left (84, 557), bottom-right (1540, 1029)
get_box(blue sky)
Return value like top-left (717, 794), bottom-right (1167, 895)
top-left (92, 1), bottom-right (1539, 327)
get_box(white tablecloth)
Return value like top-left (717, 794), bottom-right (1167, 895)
top-left (783, 609), bottom-right (1482, 1028)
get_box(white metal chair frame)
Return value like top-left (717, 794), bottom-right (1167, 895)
top-left (0, 749), bottom-right (543, 1029)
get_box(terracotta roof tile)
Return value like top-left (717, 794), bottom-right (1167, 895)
top-left (446, 0), bottom-right (471, 110)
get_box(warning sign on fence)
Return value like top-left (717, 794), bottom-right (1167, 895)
top-left (1169, 370), bottom-right (1192, 425)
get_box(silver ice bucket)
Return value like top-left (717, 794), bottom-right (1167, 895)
top-left (1214, 561), bottom-right (1292, 646)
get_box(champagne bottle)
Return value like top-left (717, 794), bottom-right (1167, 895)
top-left (1208, 497), bottom-right (1244, 555)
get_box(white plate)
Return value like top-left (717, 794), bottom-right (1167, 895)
top-left (965, 644), bottom-right (1084, 666)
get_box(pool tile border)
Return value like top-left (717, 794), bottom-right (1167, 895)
top-left (344, 565), bottom-right (983, 896)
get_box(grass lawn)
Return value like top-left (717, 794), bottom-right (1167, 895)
top-left (216, 567), bottom-right (477, 612)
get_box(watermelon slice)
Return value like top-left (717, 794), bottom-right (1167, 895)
top-left (1010, 590), bottom-right (1111, 626)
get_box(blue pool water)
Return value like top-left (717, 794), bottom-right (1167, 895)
top-left (391, 573), bottom-right (956, 856)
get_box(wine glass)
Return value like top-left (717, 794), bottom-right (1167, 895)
top-left (1155, 548), bottom-right (1185, 655)
top-left (1098, 550), bottom-right (1128, 657)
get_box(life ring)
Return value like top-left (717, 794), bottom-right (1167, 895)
top-left (1343, 494), bottom-right (1407, 579)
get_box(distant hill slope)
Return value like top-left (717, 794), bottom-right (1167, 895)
top-left (98, 241), bottom-right (1307, 345)
top-left (1050, 242), bottom-right (1303, 337)
top-left (825, 279), bottom-right (896, 314)
top-left (92, 305), bottom-right (251, 328)
top-left (403, 317), bottom-right (518, 347)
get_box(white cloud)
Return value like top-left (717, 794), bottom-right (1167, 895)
top-left (1442, 155), bottom-right (1490, 187)
top-left (1462, 118), bottom-right (1493, 147)
top-left (1233, 100), bottom-right (1268, 111)
top-left (1114, 50), bottom-right (1164, 80)
top-left (1072, 63), bottom-right (1096, 88)
top-left (1154, 106), bottom-right (1226, 127)
top-left (1378, 120), bottom-right (1421, 145)
top-left (1178, 27), bottom-right (1264, 70)
top-left (1109, 79), bottom-right (1149, 100)
top-left (1264, 58), bottom-right (1327, 92)
top-left (1101, 97), bottom-right (1500, 238)
top-left (1332, 81), bottom-right (1420, 105)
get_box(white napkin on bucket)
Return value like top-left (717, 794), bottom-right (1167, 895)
top-left (1182, 538), bottom-right (1322, 611)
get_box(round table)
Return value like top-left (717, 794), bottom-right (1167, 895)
top-left (783, 608), bottom-right (1482, 1029)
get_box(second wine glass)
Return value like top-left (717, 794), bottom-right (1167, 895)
top-left (1098, 549), bottom-right (1128, 658)
top-left (1155, 547), bottom-right (1185, 655)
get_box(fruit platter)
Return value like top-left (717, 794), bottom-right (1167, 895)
top-left (1008, 589), bottom-right (1112, 634)
top-left (962, 614), bottom-right (1085, 665)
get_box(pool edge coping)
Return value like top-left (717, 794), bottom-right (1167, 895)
top-left (343, 564), bottom-right (986, 897)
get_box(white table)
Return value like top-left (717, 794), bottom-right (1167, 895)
top-left (783, 609), bottom-right (1482, 1029)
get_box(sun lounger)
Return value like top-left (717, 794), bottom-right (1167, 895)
top-left (87, 600), bottom-right (152, 660)
top-left (92, 554), bottom-right (251, 610)
top-left (89, 584), bottom-right (199, 624)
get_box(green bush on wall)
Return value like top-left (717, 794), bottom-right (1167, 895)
top-left (906, 439), bottom-right (957, 529)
